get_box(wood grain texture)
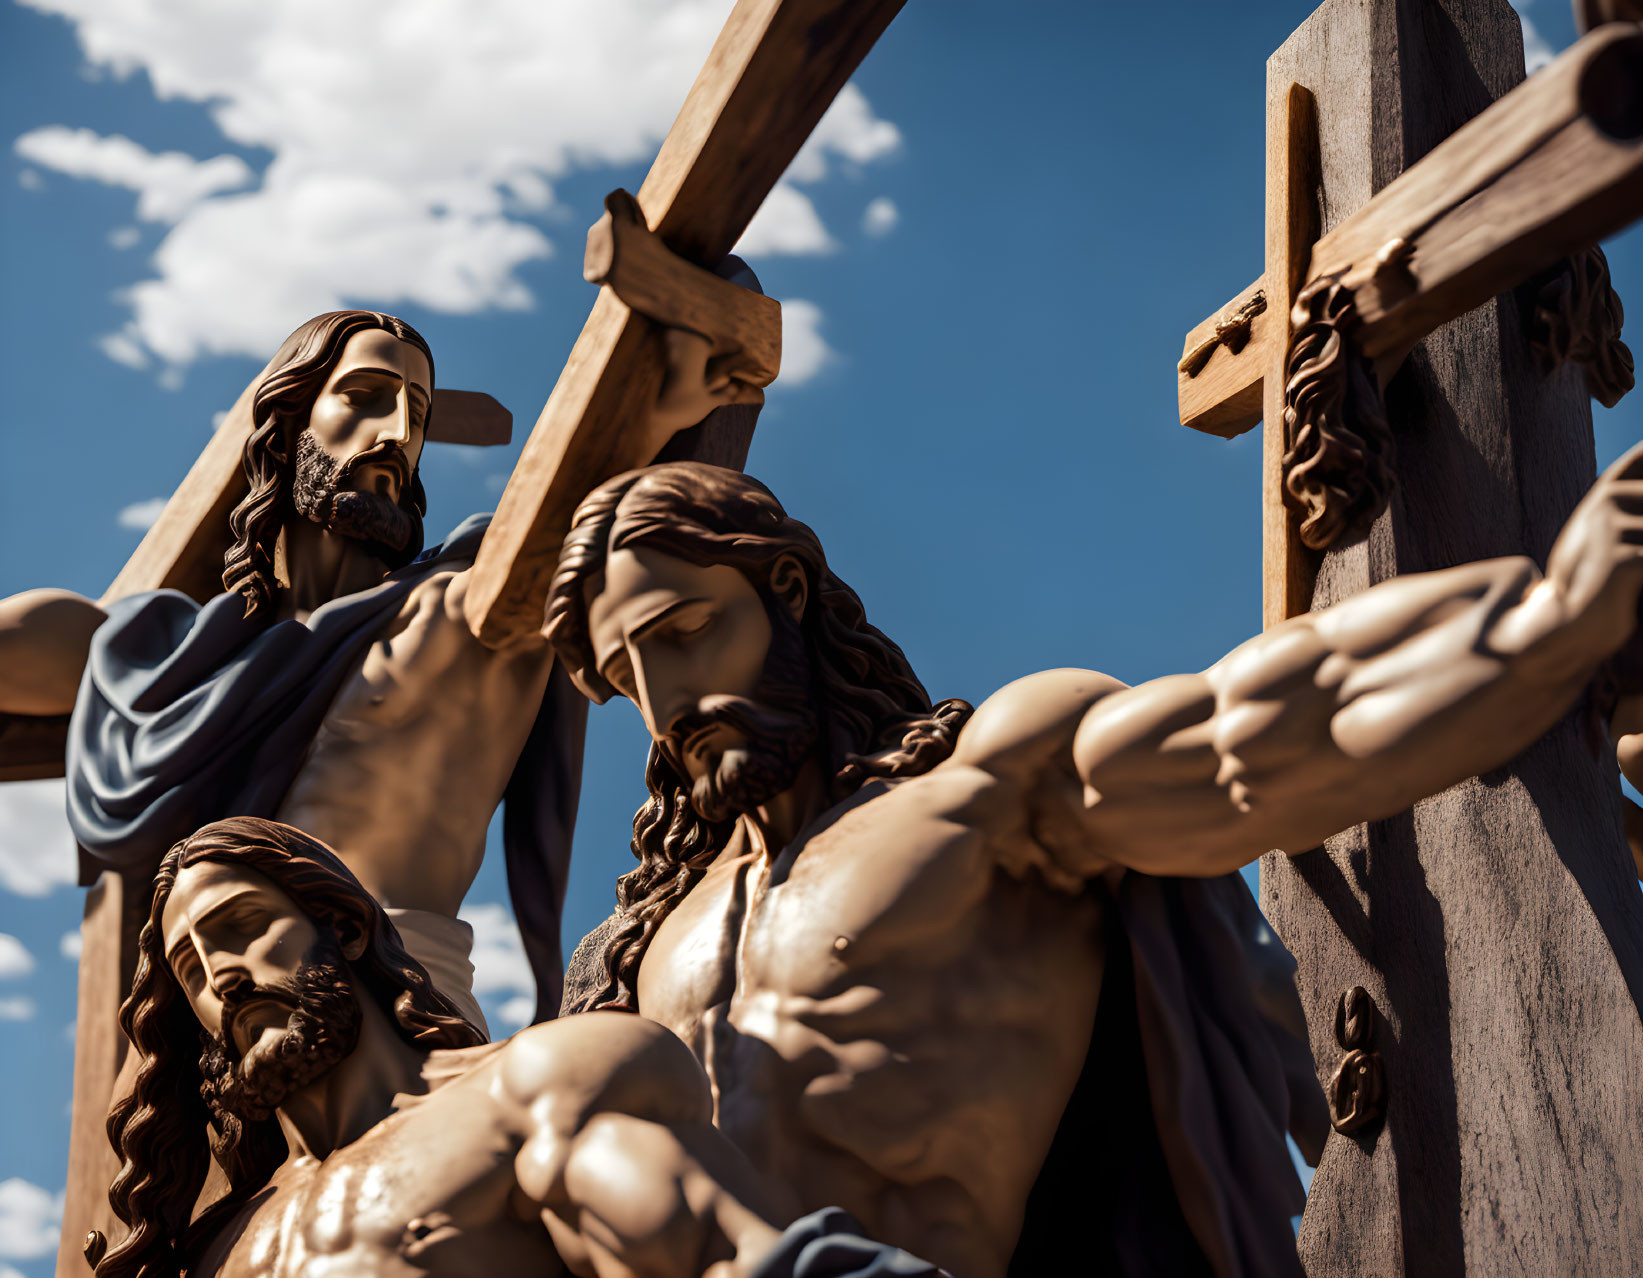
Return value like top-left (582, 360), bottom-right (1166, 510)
top-left (1179, 278), bottom-right (1270, 438)
top-left (1256, 3), bottom-right (1643, 1273)
top-left (55, 874), bottom-right (138, 1277)
top-left (463, 0), bottom-right (905, 646)
top-left (0, 712), bottom-right (68, 783)
top-left (1263, 82), bottom-right (1322, 629)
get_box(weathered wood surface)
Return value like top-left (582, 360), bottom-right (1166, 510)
top-left (1263, 82), bottom-right (1321, 630)
top-left (0, 712), bottom-right (69, 783)
top-left (54, 874), bottom-right (138, 1277)
top-left (1254, 2), bottom-right (1643, 1273)
top-left (1177, 22), bottom-right (1643, 442)
top-left (463, 0), bottom-right (905, 646)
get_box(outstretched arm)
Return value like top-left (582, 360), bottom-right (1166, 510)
top-left (1068, 443), bottom-right (1643, 877)
top-left (965, 443), bottom-right (1643, 882)
top-left (0, 588), bottom-right (105, 715)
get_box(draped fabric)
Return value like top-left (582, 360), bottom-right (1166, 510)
top-left (66, 514), bottom-right (587, 1020)
top-left (1112, 872), bottom-right (1311, 1278)
top-left (750, 1209), bottom-right (949, 1278)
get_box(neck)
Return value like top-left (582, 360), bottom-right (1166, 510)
top-left (743, 753), bottom-right (830, 861)
top-left (272, 994), bottom-right (429, 1161)
top-left (274, 517), bottom-right (390, 623)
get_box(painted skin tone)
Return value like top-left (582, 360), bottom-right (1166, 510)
top-left (158, 857), bottom-right (789, 1278)
top-left (0, 327), bottom-right (738, 915)
top-left (582, 443), bottom-right (1643, 1277)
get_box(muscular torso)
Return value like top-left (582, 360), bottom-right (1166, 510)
top-left (636, 760), bottom-right (1107, 1278)
top-left (192, 1054), bottom-right (563, 1278)
top-left (276, 567), bottom-right (554, 914)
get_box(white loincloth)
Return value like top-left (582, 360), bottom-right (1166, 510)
top-left (383, 907), bottom-right (490, 1039)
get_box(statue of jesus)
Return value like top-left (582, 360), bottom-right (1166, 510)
top-left (0, 307), bottom-right (743, 1026)
top-left (543, 450), bottom-right (1643, 1276)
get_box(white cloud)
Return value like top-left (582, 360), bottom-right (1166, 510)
top-left (0, 779), bottom-right (77, 898)
top-left (17, 168), bottom-right (43, 191)
top-left (458, 901), bottom-right (533, 999)
top-left (0, 1179), bottom-right (63, 1259)
top-left (108, 224), bottom-right (140, 249)
top-left (1520, 13), bottom-right (1555, 71)
top-left (15, 126), bottom-right (253, 221)
top-left (735, 182), bottom-right (836, 257)
top-left (775, 299), bottom-right (835, 386)
top-left (0, 997), bottom-right (37, 1022)
top-left (497, 995), bottom-right (534, 1029)
top-left (116, 496), bottom-right (167, 530)
top-left (861, 196), bottom-right (899, 237)
top-left (60, 930), bottom-right (83, 962)
top-left (16, 0), bottom-right (901, 372)
top-left (99, 328), bottom-right (148, 370)
top-left (0, 935), bottom-right (35, 981)
top-left (1, 1262), bottom-right (26, 1278)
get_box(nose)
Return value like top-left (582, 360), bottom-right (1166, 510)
top-left (380, 386), bottom-right (412, 448)
top-left (630, 646), bottom-right (693, 747)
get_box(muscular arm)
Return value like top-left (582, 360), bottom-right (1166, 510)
top-left (973, 443), bottom-right (1643, 880)
top-left (0, 589), bottom-right (105, 715)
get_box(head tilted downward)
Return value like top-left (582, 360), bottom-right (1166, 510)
top-left (225, 310), bottom-right (436, 621)
top-left (546, 462), bottom-right (972, 1013)
top-left (99, 817), bottom-right (482, 1278)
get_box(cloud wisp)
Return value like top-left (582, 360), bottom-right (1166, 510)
top-left (0, 779), bottom-right (77, 899)
top-left (16, 0), bottom-right (901, 385)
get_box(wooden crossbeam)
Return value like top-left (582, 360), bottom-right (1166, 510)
top-left (463, 0), bottom-right (906, 647)
top-left (1175, 22), bottom-right (1643, 625)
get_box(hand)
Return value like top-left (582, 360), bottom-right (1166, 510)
top-left (649, 328), bottom-right (765, 439)
top-left (1542, 440), bottom-right (1643, 671)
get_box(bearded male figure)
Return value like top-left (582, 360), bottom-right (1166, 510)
top-left (0, 306), bottom-right (743, 1024)
top-left (544, 455), bottom-right (1643, 1278)
top-left (97, 816), bottom-right (946, 1278)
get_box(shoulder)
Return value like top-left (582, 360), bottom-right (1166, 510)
top-left (497, 1013), bottom-right (710, 1120)
top-left (951, 668), bottom-right (1127, 777)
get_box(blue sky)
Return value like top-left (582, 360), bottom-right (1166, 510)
top-left (1, 0), bottom-right (1638, 1267)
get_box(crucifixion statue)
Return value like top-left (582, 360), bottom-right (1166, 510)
top-left (0, 1), bottom-right (911, 1267)
top-left (92, 816), bottom-right (947, 1276)
top-left (1172, 0), bottom-right (1643, 1270)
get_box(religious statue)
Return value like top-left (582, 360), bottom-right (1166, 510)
top-left (96, 815), bottom-right (949, 1277)
top-left (541, 447), bottom-right (1643, 1277)
top-left (0, 307), bottom-right (741, 1028)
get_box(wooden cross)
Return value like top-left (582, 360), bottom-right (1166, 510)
top-left (1178, 17), bottom-right (1643, 628)
top-left (1173, 2), bottom-right (1643, 1270)
top-left (32, 0), bottom-right (907, 1267)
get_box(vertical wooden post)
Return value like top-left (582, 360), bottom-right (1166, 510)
top-left (55, 874), bottom-right (137, 1276)
top-left (1260, 1), bottom-right (1643, 1273)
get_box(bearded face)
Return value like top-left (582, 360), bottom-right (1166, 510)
top-left (197, 931), bottom-right (363, 1131)
top-left (291, 430), bottom-right (421, 568)
top-left (659, 597), bottom-right (820, 823)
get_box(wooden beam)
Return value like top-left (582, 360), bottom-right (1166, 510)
top-left (1177, 22), bottom-right (1643, 443)
top-left (462, 0), bottom-right (905, 647)
top-left (1261, 82), bottom-right (1321, 629)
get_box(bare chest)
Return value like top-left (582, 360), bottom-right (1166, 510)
top-left (636, 768), bottom-right (1106, 1273)
top-left (194, 1092), bottom-right (558, 1278)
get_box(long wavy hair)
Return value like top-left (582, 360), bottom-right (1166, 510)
top-left (98, 817), bottom-right (483, 1278)
top-left (545, 463), bottom-right (972, 1013)
top-left (224, 310), bottom-right (434, 621)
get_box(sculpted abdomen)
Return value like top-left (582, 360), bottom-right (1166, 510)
top-left (277, 571), bottom-right (554, 912)
top-left (712, 768), bottom-right (1106, 1276)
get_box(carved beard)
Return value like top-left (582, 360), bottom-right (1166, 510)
top-left (198, 941), bottom-right (363, 1130)
top-left (291, 430), bottom-right (420, 568)
top-left (663, 600), bottom-right (819, 823)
